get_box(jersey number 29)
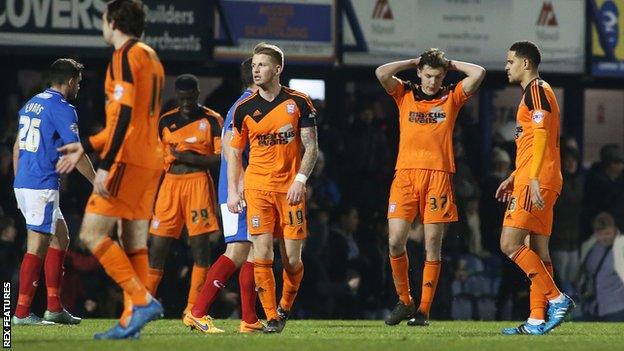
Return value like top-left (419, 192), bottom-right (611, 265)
top-left (18, 116), bottom-right (41, 152)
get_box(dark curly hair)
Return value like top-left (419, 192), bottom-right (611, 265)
top-left (106, 0), bottom-right (145, 38)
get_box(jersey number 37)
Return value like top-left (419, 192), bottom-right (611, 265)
top-left (19, 115), bottom-right (41, 152)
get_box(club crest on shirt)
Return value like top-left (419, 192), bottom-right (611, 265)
top-left (113, 84), bottom-right (124, 101)
top-left (251, 215), bottom-right (260, 228)
top-left (286, 102), bottom-right (296, 115)
top-left (199, 120), bottom-right (207, 131)
top-left (152, 219), bottom-right (160, 229)
top-left (388, 203), bottom-right (397, 213)
top-left (532, 110), bottom-right (545, 124)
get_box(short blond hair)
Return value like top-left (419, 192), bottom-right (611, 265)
top-left (253, 42), bottom-right (284, 67)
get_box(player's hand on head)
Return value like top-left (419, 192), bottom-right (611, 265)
top-left (56, 142), bottom-right (84, 174)
top-left (529, 178), bottom-right (545, 210)
top-left (287, 180), bottom-right (306, 205)
top-left (93, 168), bottom-right (110, 197)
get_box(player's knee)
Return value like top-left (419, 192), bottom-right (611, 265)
top-left (253, 244), bottom-right (273, 260)
top-left (283, 256), bottom-right (302, 272)
top-left (192, 250), bottom-right (211, 267)
top-left (148, 235), bottom-right (172, 269)
top-left (79, 230), bottom-right (99, 251)
top-left (26, 234), bottom-right (49, 257)
top-left (500, 240), bottom-right (521, 257)
top-left (224, 244), bottom-right (250, 267)
top-left (388, 235), bottom-right (406, 256)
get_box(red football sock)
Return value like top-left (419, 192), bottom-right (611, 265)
top-left (239, 261), bottom-right (258, 324)
top-left (44, 247), bottom-right (66, 312)
top-left (190, 255), bottom-right (236, 318)
top-left (15, 253), bottom-right (43, 318)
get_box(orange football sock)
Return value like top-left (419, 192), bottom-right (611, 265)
top-left (254, 258), bottom-right (278, 321)
top-left (418, 260), bottom-right (441, 317)
top-left (389, 253), bottom-right (413, 306)
top-left (512, 245), bottom-right (561, 300)
top-left (279, 263), bottom-right (304, 311)
top-left (146, 268), bottom-right (164, 295)
top-left (529, 261), bottom-right (554, 320)
top-left (120, 248), bottom-right (149, 327)
top-left (185, 265), bottom-right (209, 313)
top-left (92, 237), bottom-right (149, 307)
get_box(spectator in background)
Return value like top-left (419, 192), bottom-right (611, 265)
top-left (480, 147), bottom-right (511, 254)
top-left (358, 211), bottom-right (392, 320)
top-left (0, 145), bottom-right (17, 217)
top-left (583, 144), bottom-right (624, 239)
top-left (0, 217), bottom-right (18, 283)
top-left (308, 150), bottom-right (341, 211)
top-left (327, 205), bottom-right (363, 318)
top-left (344, 103), bottom-right (392, 214)
top-left (551, 145), bottom-right (583, 293)
top-left (578, 212), bottom-right (624, 321)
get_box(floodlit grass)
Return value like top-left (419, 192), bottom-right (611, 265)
top-left (10, 319), bottom-right (623, 351)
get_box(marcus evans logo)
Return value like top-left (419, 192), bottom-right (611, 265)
top-left (409, 106), bottom-right (446, 124)
top-left (257, 124), bottom-right (296, 146)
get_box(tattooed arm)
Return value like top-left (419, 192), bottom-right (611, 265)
top-left (286, 126), bottom-right (319, 205)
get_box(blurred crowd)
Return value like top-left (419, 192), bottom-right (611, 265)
top-left (1, 74), bottom-right (624, 322)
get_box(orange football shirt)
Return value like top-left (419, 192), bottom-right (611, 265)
top-left (231, 87), bottom-right (316, 193)
top-left (513, 78), bottom-right (562, 192)
top-left (95, 39), bottom-right (165, 171)
top-left (158, 106), bottom-right (223, 171)
top-left (390, 79), bottom-right (471, 172)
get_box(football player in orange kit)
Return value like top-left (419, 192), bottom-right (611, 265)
top-left (58, 0), bottom-right (164, 339)
top-left (228, 42), bottom-right (319, 333)
top-left (498, 41), bottom-right (574, 335)
top-left (375, 49), bottom-right (485, 326)
top-left (146, 74), bottom-right (223, 327)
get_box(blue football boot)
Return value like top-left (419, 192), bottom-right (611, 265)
top-left (93, 323), bottom-right (140, 340)
top-left (544, 294), bottom-right (575, 333)
top-left (502, 321), bottom-right (547, 335)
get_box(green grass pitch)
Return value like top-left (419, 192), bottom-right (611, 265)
top-left (10, 319), bottom-right (624, 351)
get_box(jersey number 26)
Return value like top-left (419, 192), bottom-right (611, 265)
top-left (18, 116), bottom-right (41, 152)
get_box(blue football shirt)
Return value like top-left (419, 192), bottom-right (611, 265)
top-left (13, 88), bottom-right (80, 190)
top-left (218, 90), bottom-right (252, 204)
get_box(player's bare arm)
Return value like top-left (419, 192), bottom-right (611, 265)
top-left (286, 126), bottom-right (318, 206)
top-left (449, 60), bottom-right (486, 95)
top-left (222, 129), bottom-right (245, 190)
top-left (227, 145), bottom-right (244, 213)
top-left (75, 153), bottom-right (96, 185)
top-left (56, 142), bottom-right (85, 174)
top-left (375, 58), bottom-right (420, 94)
